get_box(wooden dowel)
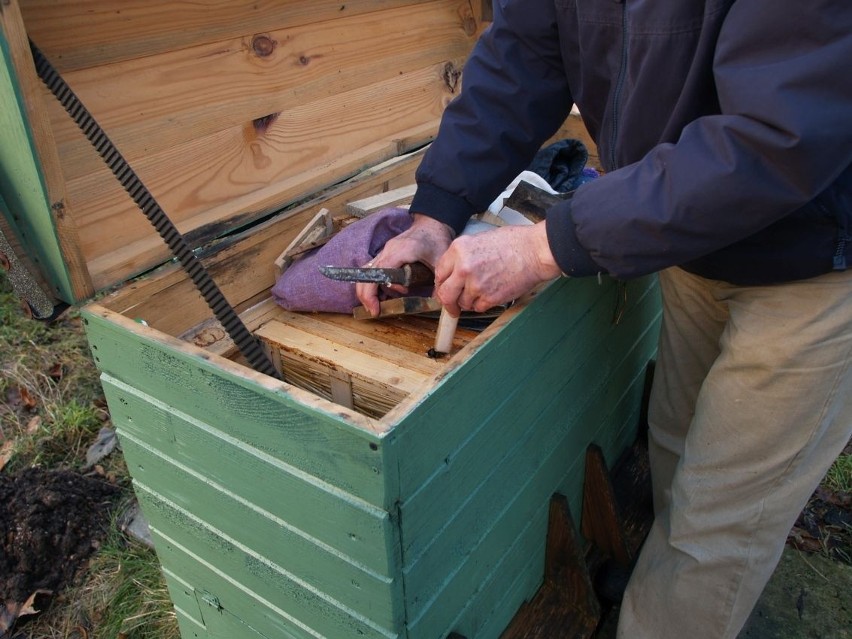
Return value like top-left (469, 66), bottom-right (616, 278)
top-left (433, 307), bottom-right (459, 354)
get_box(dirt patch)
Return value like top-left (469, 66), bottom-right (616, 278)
top-left (0, 468), bottom-right (121, 625)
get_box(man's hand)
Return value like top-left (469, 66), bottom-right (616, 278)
top-left (434, 221), bottom-right (562, 317)
top-left (355, 214), bottom-right (455, 317)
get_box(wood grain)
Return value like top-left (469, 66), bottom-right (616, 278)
top-left (20, 0), bottom-right (451, 71)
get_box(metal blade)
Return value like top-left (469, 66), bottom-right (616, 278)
top-left (319, 265), bottom-right (410, 286)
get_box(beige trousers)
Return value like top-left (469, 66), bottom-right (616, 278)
top-left (617, 267), bottom-right (852, 639)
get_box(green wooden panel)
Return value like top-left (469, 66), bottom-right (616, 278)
top-left (156, 538), bottom-right (314, 639)
top-left (445, 499), bottom-right (550, 639)
top-left (161, 568), bottom-right (206, 628)
top-left (397, 277), bottom-right (659, 564)
top-left (105, 376), bottom-right (397, 576)
top-left (398, 276), bottom-right (658, 560)
top-left (405, 349), bottom-right (655, 637)
top-left (390, 276), bottom-right (657, 497)
top-left (142, 492), bottom-right (399, 639)
top-left (175, 611), bottom-right (209, 639)
top-left (0, 31), bottom-right (72, 300)
top-left (391, 276), bottom-right (660, 637)
top-left (116, 432), bottom-right (400, 625)
top-left (83, 311), bottom-right (394, 508)
top-left (130, 474), bottom-right (399, 633)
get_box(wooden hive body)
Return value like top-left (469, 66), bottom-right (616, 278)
top-left (0, 2), bottom-right (661, 637)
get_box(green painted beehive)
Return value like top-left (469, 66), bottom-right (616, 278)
top-left (0, 2), bottom-right (661, 637)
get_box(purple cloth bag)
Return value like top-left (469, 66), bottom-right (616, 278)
top-left (271, 207), bottom-right (426, 313)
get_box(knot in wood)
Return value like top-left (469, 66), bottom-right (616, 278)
top-left (442, 62), bottom-right (461, 93)
top-left (251, 34), bottom-right (277, 58)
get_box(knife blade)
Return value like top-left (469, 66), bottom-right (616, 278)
top-left (319, 262), bottom-right (434, 287)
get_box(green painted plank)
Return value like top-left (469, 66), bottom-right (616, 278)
top-left (105, 376), bottom-right (398, 577)
top-left (175, 610), bottom-right (209, 639)
top-left (142, 490), bottom-right (400, 639)
top-left (390, 275), bottom-right (659, 498)
top-left (161, 568), bottom-right (206, 628)
top-left (0, 30), bottom-right (72, 300)
top-left (130, 466), bottom-right (399, 632)
top-left (405, 347), bottom-right (655, 635)
top-left (116, 431), bottom-right (401, 625)
top-left (446, 499), bottom-right (550, 639)
top-left (397, 276), bottom-right (658, 557)
top-left (83, 311), bottom-right (392, 507)
top-left (399, 277), bottom-right (660, 565)
top-left (164, 556), bottom-right (307, 639)
top-left (468, 535), bottom-right (549, 639)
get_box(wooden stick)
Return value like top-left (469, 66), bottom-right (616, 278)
top-left (433, 307), bottom-right (459, 354)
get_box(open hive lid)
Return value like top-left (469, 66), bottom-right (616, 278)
top-left (0, 0), bottom-right (488, 304)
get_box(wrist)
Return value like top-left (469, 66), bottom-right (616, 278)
top-left (533, 222), bottom-right (564, 280)
top-left (411, 212), bottom-right (457, 241)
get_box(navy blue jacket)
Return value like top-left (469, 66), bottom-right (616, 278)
top-left (410, 0), bottom-right (852, 285)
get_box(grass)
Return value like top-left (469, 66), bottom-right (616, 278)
top-left (824, 451), bottom-right (852, 494)
top-left (1, 270), bottom-right (179, 639)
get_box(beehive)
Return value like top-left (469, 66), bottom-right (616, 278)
top-left (0, 2), bottom-right (661, 637)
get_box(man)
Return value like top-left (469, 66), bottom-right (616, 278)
top-left (357, 1), bottom-right (851, 637)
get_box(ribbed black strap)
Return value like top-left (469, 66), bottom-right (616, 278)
top-left (29, 40), bottom-right (281, 380)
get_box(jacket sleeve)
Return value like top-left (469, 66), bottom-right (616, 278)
top-left (410, 0), bottom-right (573, 236)
top-left (552, 0), bottom-right (852, 279)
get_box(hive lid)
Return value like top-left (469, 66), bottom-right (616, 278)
top-left (0, 0), bottom-right (486, 304)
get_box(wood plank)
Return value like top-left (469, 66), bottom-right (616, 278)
top-left (96, 149), bottom-right (426, 336)
top-left (0, 0), bottom-right (92, 302)
top-left (178, 298), bottom-right (285, 357)
top-left (256, 321), bottom-right (432, 417)
top-left (19, 0), bottom-right (445, 71)
top-left (146, 517), bottom-right (395, 639)
top-left (116, 432), bottom-right (398, 620)
top-left (395, 281), bottom-right (639, 548)
top-left (391, 276), bottom-right (653, 498)
top-left (446, 499), bottom-right (551, 639)
top-left (405, 359), bottom-right (654, 638)
top-left (83, 308), bottom-right (392, 500)
top-left (71, 61), bottom-right (453, 290)
top-left (346, 184), bottom-right (416, 217)
top-left (500, 495), bottom-right (599, 639)
top-left (320, 311), bottom-right (477, 356)
top-left (47, 1), bottom-right (476, 181)
top-left (107, 378), bottom-right (396, 576)
top-left (401, 305), bottom-right (659, 632)
top-left (398, 279), bottom-right (660, 566)
top-left (259, 311), bottom-right (445, 376)
top-left (581, 444), bottom-right (632, 566)
top-left (159, 568), bottom-right (205, 629)
top-left (274, 208), bottom-right (333, 278)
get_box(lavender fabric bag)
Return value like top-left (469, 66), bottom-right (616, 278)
top-left (271, 207), bottom-right (426, 313)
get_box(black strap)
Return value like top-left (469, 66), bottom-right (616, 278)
top-left (29, 40), bottom-right (281, 380)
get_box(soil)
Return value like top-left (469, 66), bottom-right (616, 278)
top-left (0, 468), bottom-right (121, 606)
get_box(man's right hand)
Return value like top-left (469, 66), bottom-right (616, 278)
top-left (355, 213), bottom-right (455, 317)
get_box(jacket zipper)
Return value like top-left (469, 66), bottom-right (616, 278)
top-left (818, 200), bottom-right (849, 271)
top-left (833, 229), bottom-right (849, 271)
top-left (608, 0), bottom-right (629, 171)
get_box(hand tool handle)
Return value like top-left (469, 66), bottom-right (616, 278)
top-left (434, 307), bottom-right (459, 354)
top-left (404, 262), bottom-right (435, 287)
